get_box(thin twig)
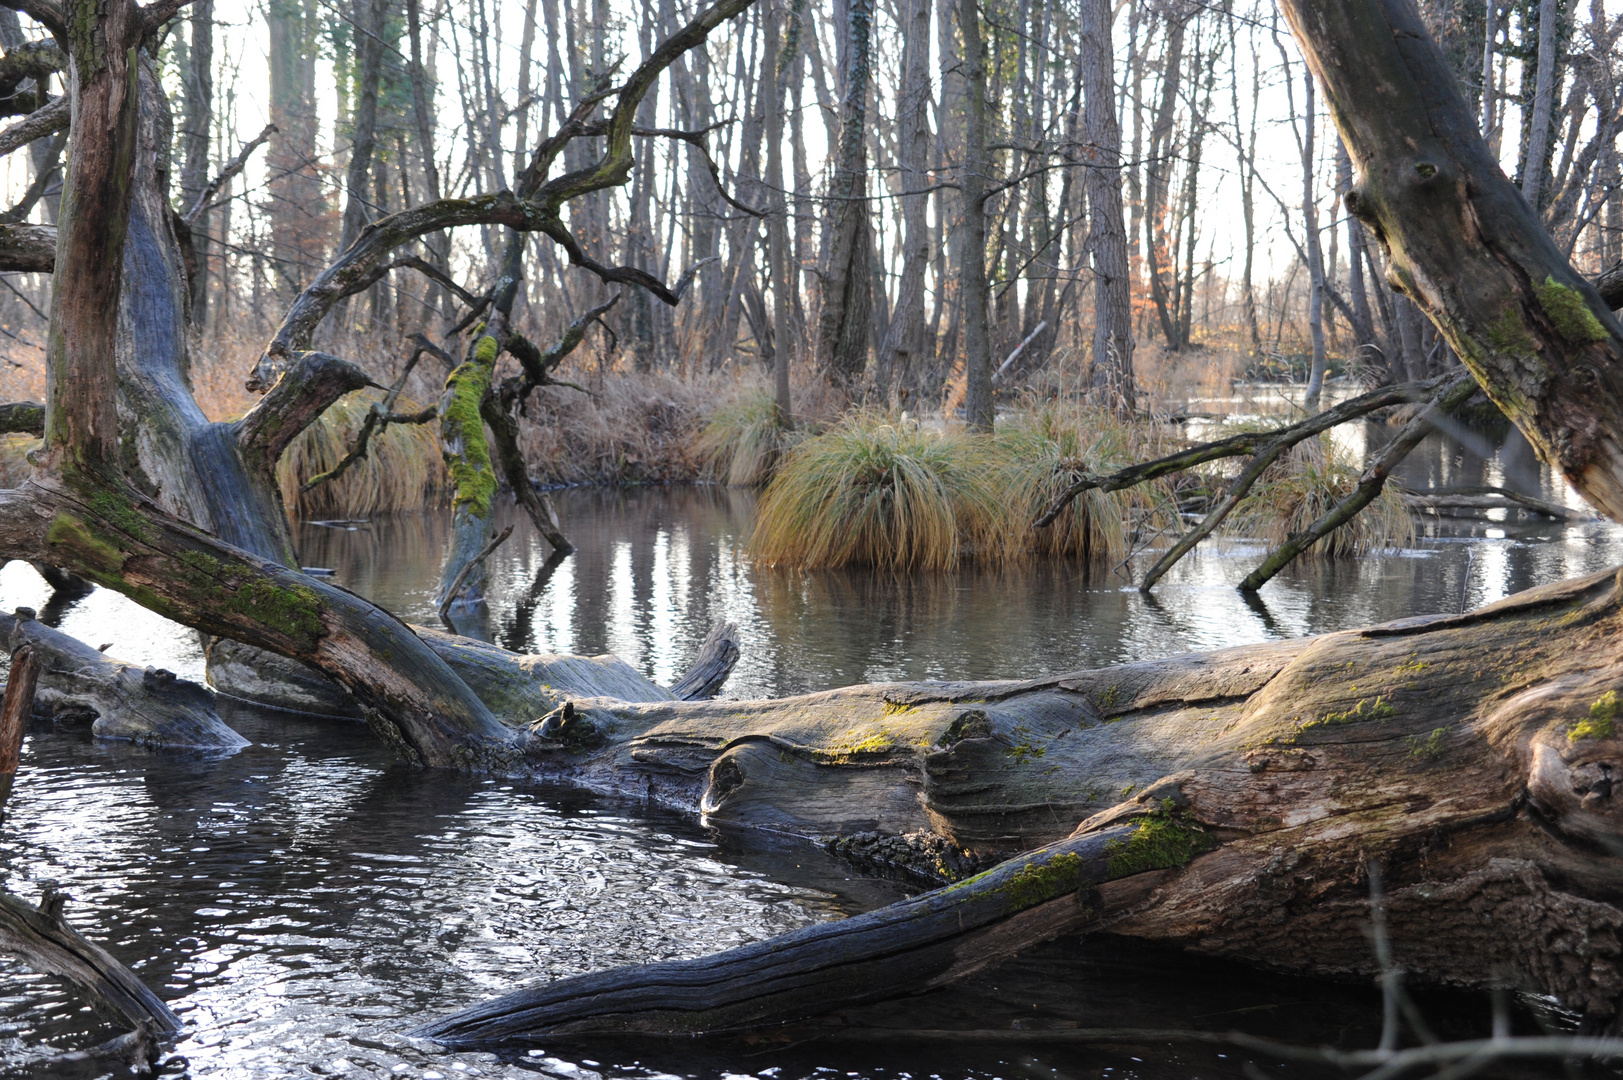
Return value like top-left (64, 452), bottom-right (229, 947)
top-left (437, 525), bottom-right (514, 627)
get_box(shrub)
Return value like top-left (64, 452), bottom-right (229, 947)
top-left (697, 388), bottom-right (794, 487)
top-left (996, 405), bottom-right (1176, 565)
top-left (1227, 434), bottom-right (1414, 558)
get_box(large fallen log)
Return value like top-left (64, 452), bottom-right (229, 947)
top-left (415, 566), bottom-right (1623, 1041)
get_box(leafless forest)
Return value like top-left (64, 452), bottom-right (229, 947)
top-left (0, 0), bottom-right (1615, 441)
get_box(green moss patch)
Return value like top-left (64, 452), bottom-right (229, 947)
top-left (1535, 277), bottom-right (1610, 344)
top-left (1570, 690), bottom-right (1621, 741)
top-left (442, 336), bottom-right (499, 517)
top-left (176, 549), bottom-right (326, 646)
top-left (996, 852), bottom-right (1085, 908)
top-left (1105, 802), bottom-right (1211, 877)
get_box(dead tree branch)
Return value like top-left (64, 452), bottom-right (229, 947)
top-left (181, 122), bottom-right (274, 225)
top-left (1239, 373), bottom-right (1477, 592)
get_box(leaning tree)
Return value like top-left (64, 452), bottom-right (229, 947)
top-left (0, 0), bottom-right (1621, 1050)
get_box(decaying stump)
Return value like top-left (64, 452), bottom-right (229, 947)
top-left (415, 566), bottom-right (1623, 1041)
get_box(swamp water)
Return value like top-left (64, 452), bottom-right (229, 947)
top-left (1, 427), bottom-right (1619, 1079)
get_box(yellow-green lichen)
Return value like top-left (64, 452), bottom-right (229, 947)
top-left (442, 336), bottom-right (498, 516)
top-left (1304, 696), bottom-right (1395, 731)
top-left (1105, 803), bottom-right (1211, 877)
top-left (1570, 690), bottom-right (1621, 741)
top-left (1535, 276), bottom-right (1610, 344)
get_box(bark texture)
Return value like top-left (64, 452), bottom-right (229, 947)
top-left (1283, 0), bottom-right (1623, 522)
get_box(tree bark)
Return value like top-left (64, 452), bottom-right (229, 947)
top-left (957, 0), bottom-right (992, 431)
top-left (1285, 0), bottom-right (1623, 522)
top-left (179, 0), bottom-right (213, 323)
top-left (815, 0), bottom-right (875, 390)
top-left (872, 0), bottom-right (931, 406)
top-left (413, 567), bottom-right (1623, 1038)
top-left (764, 0), bottom-right (792, 421)
top-left (1081, 0), bottom-right (1134, 419)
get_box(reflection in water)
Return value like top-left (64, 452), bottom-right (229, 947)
top-left (0, 425), bottom-right (1614, 1077)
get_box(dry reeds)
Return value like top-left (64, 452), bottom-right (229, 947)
top-left (1228, 434), bottom-right (1414, 558)
top-left (749, 415), bottom-right (1012, 571)
top-left (996, 405), bottom-right (1178, 565)
top-left (697, 387), bottom-right (795, 487)
top-left (0, 434), bottom-right (36, 488)
top-left (277, 389), bottom-right (446, 520)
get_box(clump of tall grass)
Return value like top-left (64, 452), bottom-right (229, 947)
top-left (697, 388), bottom-right (796, 487)
top-left (749, 415), bottom-right (1013, 571)
top-left (277, 389), bottom-right (446, 520)
top-left (1227, 434), bottom-right (1414, 558)
top-left (996, 406), bottom-right (1177, 565)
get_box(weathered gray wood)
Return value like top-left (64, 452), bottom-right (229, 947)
top-left (0, 889), bottom-right (179, 1033)
top-left (667, 619), bottom-right (739, 700)
top-left (411, 567), bottom-right (1623, 1037)
top-left (0, 610), bottom-right (247, 750)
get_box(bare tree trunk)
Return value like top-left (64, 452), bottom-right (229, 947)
top-left (1521, 0), bottom-right (1558, 210)
top-left (1285, 40), bottom-right (1329, 409)
top-left (1142, 8), bottom-right (1186, 350)
top-left (873, 0), bottom-right (931, 404)
top-left (764, 0), bottom-right (793, 421)
top-left (1082, 0), bottom-right (1133, 418)
top-left (1338, 138), bottom-right (1382, 380)
top-left (267, 0), bottom-right (323, 296)
top-left (179, 0), bottom-right (213, 323)
top-left (816, 0), bottom-right (876, 390)
top-left (334, 0), bottom-right (388, 329)
top-left (957, 0), bottom-right (992, 430)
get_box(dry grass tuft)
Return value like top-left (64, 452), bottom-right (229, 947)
top-left (0, 434), bottom-right (36, 488)
top-left (278, 389), bottom-right (446, 520)
top-left (748, 414), bottom-right (1013, 571)
top-left (996, 405), bottom-right (1178, 565)
top-left (1227, 434), bottom-right (1414, 558)
top-left (697, 387), bottom-right (796, 487)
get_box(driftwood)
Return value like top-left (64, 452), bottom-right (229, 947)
top-left (0, 610), bottom-right (247, 750)
top-left (414, 566), bottom-right (1623, 1041)
top-left (1404, 485), bottom-right (1587, 521)
top-left (0, 890), bottom-right (179, 1033)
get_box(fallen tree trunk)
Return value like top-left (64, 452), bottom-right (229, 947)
top-left (416, 566), bottom-right (1623, 1038)
top-left (0, 609), bottom-right (247, 750)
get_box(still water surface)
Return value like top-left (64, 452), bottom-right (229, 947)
top-left (0, 427), bottom-right (1617, 1078)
